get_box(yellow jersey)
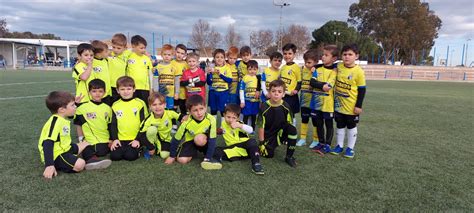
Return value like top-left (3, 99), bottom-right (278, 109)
top-left (334, 63), bottom-right (366, 115)
top-left (171, 59), bottom-right (189, 99)
top-left (280, 62), bottom-right (301, 92)
top-left (109, 49), bottom-right (132, 88)
top-left (126, 53), bottom-right (153, 90)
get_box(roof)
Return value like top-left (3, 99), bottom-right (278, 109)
top-left (0, 38), bottom-right (86, 47)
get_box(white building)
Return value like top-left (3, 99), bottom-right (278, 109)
top-left (0, 38), bottom-right (85, 69)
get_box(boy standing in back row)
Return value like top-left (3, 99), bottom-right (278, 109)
top-left (280, 43), bottom-right (302, 125)
top-left (109, 33), bottom-right (132, 103)
top-left (331, 44), bottom-right (366, 158)
top-left (126, 35), bottom-right (153, 106)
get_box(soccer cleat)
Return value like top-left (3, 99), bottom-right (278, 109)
top-left (201, 159), bottom-right (223, 170)
top-left (296, 139), bottom-right (306, 146)
top-left (344, 148), bottom-right (355, 158)
top-left (311, 144), bottom-right (325, 156)
top-left (323, 144), bottom-right (332, 153)
top-left (252, 163), bottom-right (265, 175)
top-left (309, 141), bottom-right (319, 149)
top-left (85, 159), bottom-right (112, 170)
top-left (330, 145), bottom-right (344, 155)
top-left (285, 157), bottom-right (297, 168)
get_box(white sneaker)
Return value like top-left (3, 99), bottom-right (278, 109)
top-left (85, 159), bottom-right (112, 170)
top-left (296, 139), bottom-right (306, 146)
top-left (309, 141), bottom-right (320, 149)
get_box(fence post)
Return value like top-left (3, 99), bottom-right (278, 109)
top-left (437, 71), bottom-right (440, 80)
top-left (463, 72), bottom-right (467, 81)
top-left (384, 70), bottom-right (387, 79)
top-left (410, 71), bottom-right (413, 79)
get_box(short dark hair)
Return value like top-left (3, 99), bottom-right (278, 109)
top-left (224, 104), bottom-right (241, 115)
top-left (240, 46), bottom-right (251, 56)
top-left (45, 91), bottom-right (75, 114)
top-left (116, 76), bottom-right (135, 88)
top-left (176, 44), bottom-right (187, 52)
top-left (269, 79), bottom-right (286, 91)
top-left (303, 49), bottom-right (319, 61)
top-left (77, 43), bottom-right (93, 55)
top-left (91, 40), bottom-right (108, 54)
top-left (323, 45), bottom-right (339, 58)
top-left (247, 60), bottom-right (258, 69)
top-left (213, 49), bottom-right (225, 58)
top-left (341, 43), bottom-right (359, 55)
top-left (88, 79), bottom-right (106, 91)
top-left (282, 43), bottom-right (297, 53)
top-left (131, 35), bottom-right (147, 47)
top-left (186, 95), bottom-right (206, 110)
top-left (269, 52), bottom-right (283, 61)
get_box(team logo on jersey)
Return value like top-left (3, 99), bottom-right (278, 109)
top-left (86, 112), bottom-right (97, 119)
top-left (288, 69), bottom-right (293, 75)
top-left (128, 59), bottom-right (135, 64)
top-left (143, 60), bottom-right (148, 65)
top-left (104, 112), bottom-right (109, 120)
top-left (93, 66), bottom-right (102, 73)
top-left (348, 74), bottom-right (353, 80)
top-left (164, 119), bottom-right (169, 126)
top-left (116, 110), bottom-right (123, 118)
top-left (62, 126), bottom-right (70, 135)
top-left (132, 108), bottom-right (138, 116)
top-left (189, 130), bottom-right (195, 135)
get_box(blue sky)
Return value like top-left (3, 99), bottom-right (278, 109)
top-left (1, 0), bottom-right (473, 65)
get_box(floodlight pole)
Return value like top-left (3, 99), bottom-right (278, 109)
top-left (273, 1), bottom-right (290, 52)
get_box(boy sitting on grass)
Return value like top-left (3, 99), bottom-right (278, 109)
top-left (38, 91), bottom-right (111, 179)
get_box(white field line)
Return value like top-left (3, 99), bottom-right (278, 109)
top-left (0, 95), bottom-right (47, 101)
top-left (0, 80), bottom-right (71, 86)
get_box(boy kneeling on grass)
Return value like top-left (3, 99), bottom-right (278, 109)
top-left (165, 95), bottom-right (222, 170)
top-left (38, 91), bottom-right (111, 179)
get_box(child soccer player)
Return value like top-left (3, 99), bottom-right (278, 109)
top-left (227, 46), bottom-right (240, 104)
top-left (239, 60), bottom-right (261, 130)
top-left (180, 52), bottom-right (206, 101)
top-left (310, 45), bottom-right (338, 154)
top-left (261, 52), bottom-right (282, 103)
top-left (296, 50), bottom-right (320, 148)
top-left (91, 40), bottom-right (112, 105)
top-left (137, 92), bottom-right (185, 159)
top-left (74, 79), bottom-right (113, 162)
top-left (236, 46), bottom-right (252, 77)
top-left (109, 33), bottom-right (132, 103)
top-left (206, 49), bottom-right (233, 117)
top-left (155, 44), bottom-right (176, 110)
top-left (126, 35), bottom-right (153, 105)
top-left (214, 104), bottom-right (264, 175)
top-left (109, 76), bottom-right (149, 161)
top-left (256, 79), bottom-right (298, 168)
top-left (72, 43), bottom-right (94, 104)
top-left (171, 44), bottom-right (189, 113)
top-left (38, 91), bottom-right (111, 179)
top-left (330, 44), bottom-right (366, 158)
top-left (281, 43), bottom-right (302, 125)
top-left (165, 95), bottom-right (222, 170)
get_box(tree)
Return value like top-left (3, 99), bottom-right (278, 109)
top-left (309, 20), bottom-right (379, 60)
top-left (190, 19), bottom-right (222, 56)
top-left (250, 29), bottom-right (274, 56)
top-left (280, 24), bottom-right (311, 55)
top-left (224, 24), bottom-right (242, 49)
top-left (0, 18), bottom-right (7, 38)
top-left (348, 0), bottom-right (441, 64)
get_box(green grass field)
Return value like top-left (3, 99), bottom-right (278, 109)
top-left (0, 70), bottom-right (473, 211)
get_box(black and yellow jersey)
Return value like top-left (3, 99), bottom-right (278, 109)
top-left (262, 67), bottom-right (280, 89)
top-left (156, 62), bottom-right (176, 97)
top-left (38, 115), bottom-right (72, 163)
top-left (256, 100), bottom-right (293, 137)
top-left (300, 66), bottom-right (314, 108)
top-left (74, 101), bottom-right (112, 145)
top-left (139, 110), bottom-right (180, 143)
top-left (72, 62), bottom-right (91, 103)
top-left (92, 57), bottom-right (112, 97)
top-left (221, 120), bottom-right (249, 146)
top-left (237, 60), bottom-right (248, 77)
top-left (311, 65), bottom-right (337, 112)
top-left (174, 113), bottom-right (216, 142)
top-left (280, 62), bottom-right (301, 92)
top-left (334, 63), bottom-right (366, 115)
top-left (126, 52), bottom-right (153, 90)
top-left (109, 49), bottom-right (132, 88)
top-left (240, 75), bottom-right (260, 102)
top-left (111, 98), bottom-right (148, 141)
top-left (210, 65), bottom-right (233, 92)
top-left (228, 63), bottom-right (239, 94)
top-left (171, 59), bottom-right (189, 99)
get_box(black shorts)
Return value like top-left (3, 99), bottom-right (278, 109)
top-left (300, 107), bottom-right (315, 119)
top-left (314, 110), bottom-right (334, 120)
top-left (54, 144), bottom-right (79, 173)
top-left (283, 95), bottom-right (300, 113)
top-left (261, 123), bottom-right (297, 158)
top-left (177, 140), bottom-right (208, 157)
top-left (160, 141), bottom-right (171, 152)
top-left (335, 111), bottom-right (359, 129)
